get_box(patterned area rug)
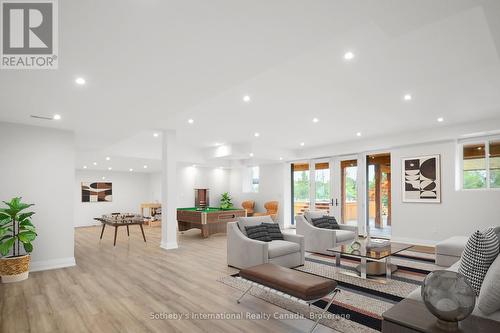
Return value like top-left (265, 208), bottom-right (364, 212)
top-left (219, 251), bottom-right (438, 332)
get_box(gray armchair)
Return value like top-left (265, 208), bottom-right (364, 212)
top-left (227, 216), bottom-right (305, 269)
top-left (296, 211), bottom-right (358, 255)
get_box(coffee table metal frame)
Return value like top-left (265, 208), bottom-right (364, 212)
top-left (328, 239), bottom-right (412, 280)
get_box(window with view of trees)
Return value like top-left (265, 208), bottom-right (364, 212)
top-left (293, 163), bottom-right (310, 217)
top-left (462, 140), bottom-right (500, 189)
top-left (315, 162), bottom-right (330, 211)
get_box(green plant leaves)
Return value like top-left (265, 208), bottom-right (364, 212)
top-left (0, 237), bottom-right (15, 256)
top-left (18, 231), bottom-right (37, 243)
top-left (18, 212), bottom-right (35, 222)
top-left (23, 242), bottom-right (33, 253)
top-left (0, 197), bottom-right (36, 257)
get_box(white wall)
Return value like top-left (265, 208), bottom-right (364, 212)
top-left (74, 170), bottom-right (151, 227)
top-left (0, 122), bottom-right (75, 272)
top-left (177, 165), bottom-right (231, 207)
top-left (230, 163), bottom-right (286, 226)
top-left (391, 141), bottom-right (500, 244)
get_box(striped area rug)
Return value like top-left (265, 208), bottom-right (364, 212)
top-left (219, 251), bottom-right (438, 332)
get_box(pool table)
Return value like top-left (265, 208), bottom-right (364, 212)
top-left (177, 207), bottom-right (247, 238)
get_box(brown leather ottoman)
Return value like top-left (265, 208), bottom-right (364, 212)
top-left (237, 263), bottom-right (339, 333)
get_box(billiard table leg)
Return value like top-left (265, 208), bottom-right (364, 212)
top-left (100, 223), bottom-right (106, 240)
top-left (201, 225), bottom-right (209, 238)
top-left (113, 226), bottom-right (118, 246)
top-left (126, 225), bottom-right (130, 236)
top-left (139, 224), bottom-right (147, 242)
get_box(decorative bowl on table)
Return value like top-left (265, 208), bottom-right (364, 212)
top-left (421, 270), bottom-right (475, 330)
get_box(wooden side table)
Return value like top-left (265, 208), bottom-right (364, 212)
top-left (382, 299), bottom-right (500, 333)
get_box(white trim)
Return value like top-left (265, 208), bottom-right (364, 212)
top-left (30, 257), bottom-right (76, 272)
top-left (160, 241), bottom-right (178, 250)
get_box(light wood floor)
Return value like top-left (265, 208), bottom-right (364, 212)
top-left (0, 226), bottom-right (339, 333)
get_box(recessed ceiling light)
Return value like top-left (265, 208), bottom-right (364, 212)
top-left (243, 95), bottom-right (251, 103)
top-left (403, 94), bottom-right (412, 101)
top-left (53, 114), bottom-right (61, 120)
top-left (143, 165), bottom-right (148, 169)
top-left (83, 165), bottom-right (87, 169)
top-left (105, 156), bottom-right (110, 161)
top-left (129, 168), bottom-right (133, 172)
top-left (249, 153), bottom-right (254, 157)
top-left (153, 132), bottom-right (159, 138)
top-left (279, 157), bottom-right (283, 161)
top-left (344, 51), bottom-right (355, 60)
top-left (187, 118), bottom-right (194, 124)
top-left (102, 176), bottom-right (106, 180)
top-left (254, 132), bottom-right (260, 137)
top-left (75, 77), bottom-right (86, 85)
top-left (93, 162), bottom-right (97, 166)
top-left (356, 132), bottom-right (362, 137)
top-left (437, 117), bottom-right (444, 122)
top-left (312, 117), bottom-right (319, 123)
top-left (108, 167), bottom-right (112, 170)
top-left (300, 142), bottom-right (305, 146)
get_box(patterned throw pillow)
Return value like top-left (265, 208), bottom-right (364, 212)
top-left (311, 216), bottom-right (340, 230)
top-left (262, 223), bottom-right (284, 240)
top-left (325, 216), bottom-right (340, 230)
top-left (458, 228), bottom-right (500, 295)
top-left (244, 225), bottom-right (271, 242)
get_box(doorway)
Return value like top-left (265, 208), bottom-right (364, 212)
top-left (366, 153), bottom-right (391, 238)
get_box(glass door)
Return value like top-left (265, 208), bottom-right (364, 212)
top-left (314, 161), bottom-right (331, 214)
top-left (340, 159), bottom-right (358, 226)
top-left (366, 153), bottom-right (391, 238)
top-left (292, 162), bottom-right (310, 224)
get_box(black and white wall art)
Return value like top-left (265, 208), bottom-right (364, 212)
top-left (402, 155), bottom-right (441, 203)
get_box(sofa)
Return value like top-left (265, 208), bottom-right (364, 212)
top-left (408, 237), bottom-right (500, 322)
top-left (227, 216), bottom-right (305, 269)
top-left (435, 236), bottom-right (468, 267)
top-left (295, 211), bottom-right (358, 255)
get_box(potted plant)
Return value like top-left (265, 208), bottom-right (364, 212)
top-left (0, 197), bottom-right (37, 283)
top-left (220, 192), bottom-right (233, 210)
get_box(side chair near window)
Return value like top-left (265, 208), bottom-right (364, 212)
top-left (296, 210), bottom-right (358, 255)
top-left (227, 216), bottom-right (304, 269)
top-left (95, 213), bottom-right (147, 246)
top-left (241, 200), bottom-right (255, 216)
top-left (254, 200), bottom-right (279, 221)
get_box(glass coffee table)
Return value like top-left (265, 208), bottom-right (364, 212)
top-left (327, 238), bottom-right (412, 279)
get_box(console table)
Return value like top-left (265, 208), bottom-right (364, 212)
top-left (382, 299), bottom-right (500, 332)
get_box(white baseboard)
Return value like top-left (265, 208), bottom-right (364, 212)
top-left (391, 236), bottom-right (438, 247)
top-left (160, 241), bottom-right (178, 250)
top-left (30, 257), bottom-right (76, 272)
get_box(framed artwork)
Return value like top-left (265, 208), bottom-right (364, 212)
top-left (81, 182), bottom-right (113, 202)
top-left (402, 155), bottom-right (441, 203)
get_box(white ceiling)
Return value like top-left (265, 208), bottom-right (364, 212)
top-left (1, 0), bottom-right (500, 171)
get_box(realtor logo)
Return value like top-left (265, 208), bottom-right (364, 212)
top-left (1, 0), bottom-right (58, 69)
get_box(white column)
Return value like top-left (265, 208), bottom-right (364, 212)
top-left (160, 129), bottom-right (178, 250)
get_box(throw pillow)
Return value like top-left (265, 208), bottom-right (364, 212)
top-left (458, 228), bottom-right (500, 295)
top-left (244, 224), bottom-right (271, 242)
top-left (311, 217), bottom-right (332, 229)
top-left (325, 216), bottom-right (340, 230)
top-left (262, 223), bottom-right (284, 241)
top-left (478, 254), bottom-right (500, 314)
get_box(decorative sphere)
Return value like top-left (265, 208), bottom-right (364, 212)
top-left (421, 270), bottom-right (475, 324)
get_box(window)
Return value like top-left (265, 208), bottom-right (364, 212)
top-left (251, 166), bottom-right (260, 192)
top-left (461, 138), bottom-right (500, 190)
top-left (242, 166), bottom-right (259, 193)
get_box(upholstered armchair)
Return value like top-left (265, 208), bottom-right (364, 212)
top-left (254, 201), bottom-right (279, 221)
top-left (241, 200), bottom-right (255, 216)
top-left (295, 211), bottom-right (358, 255)
top-left (227, 216), bottom-right (304, 269)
